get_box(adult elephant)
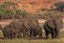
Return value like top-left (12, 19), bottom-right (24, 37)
top-left (8, 19), bottom-right (28, 38)
top-left (28, 19), bottom-right (42, 39)
top-left (44, 18), bottom-right (63, 39)
top-left (3, 25), bottom-right (17, 39)
top-left (2, 19), bottom-right (28, 39)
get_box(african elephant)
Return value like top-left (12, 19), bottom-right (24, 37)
top-left (2, 24), bottom-right (19, 39)
top-left (43, 18), bottom-right (63, 39)
top-left (9, 20), bottom-right (29, 38)
top-left (3, 19), bottom-right (31, 39)
top-left (28, 19), bottom-right (42, 39)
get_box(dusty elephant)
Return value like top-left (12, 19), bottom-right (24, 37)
top-left (8, 19), bottom-right (29, 39)
top-left (28, 19), bottom-right (42, 39)
top-left (43, 18), bottom-right (63, 39)
top-left (2, 20), bottom-right (23, 39)
top-left (2, 24), bottom-right (19, 39)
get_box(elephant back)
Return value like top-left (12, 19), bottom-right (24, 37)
top-left (45, 18), bottom-right (63, 30)
top-left (9, 20), bottom-right (24, 29)
top-left (46, 19), bottom-right (55, 29)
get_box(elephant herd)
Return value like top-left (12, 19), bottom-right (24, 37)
top-left (0, 18), bottom-right (63, 39)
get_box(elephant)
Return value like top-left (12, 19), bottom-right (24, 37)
top-left (43, 18), bottom-right (63, 39)
top-left (20, 19), bottom-right (42, 39)
top-left (2, 18), bottom-right (42, 39)
top-left (28, 19), bottom-right (42, 39)
top-left (9, 19), bottom-right (33, 38)
top-left (2, 24), bottom-right (19, 39)
top-left (2, 19), bottom-right (31, 39)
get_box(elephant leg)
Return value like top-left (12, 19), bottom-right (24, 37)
top-left (4, 35), bottom-right (8, 39)
top-left (5, 33), bottom-right (10, 39)
top-left (11, 33), bottom-right (16, 39)
top-left (3, 32), bottom-right (9, 39)
top-left (29, 31), bottom-right (31, 38)
top-left (17, 33), bottom-right (22, 38)
top-left (7, 34), bottom-right (10, 39)
top-left (39, 31), bottom-right (42, 38)
top-left (10, 34), bottom-right (13, 39)
top-left (51, 33), bottom-right (54, 39)
top-left (51, 32), bottom-right (55, 39)
top-left (23, 30), bottom-right (28, 39)
top-left (9, 32), bottom-right (15, 39)
top-left (30, 32), bottom-right (33, 38)
top-left (55, 30), bottom-right (60, 38)
top-left (45, 32), bottom-right (49, 39)
top-left (27, 31), bottom-right (30, 38)
top-left (23, 32), bottom-right (28, 39)
top-left (3, 33), bottom-right (7, 39)
top-left (23, 32), bottom-right (26, 38)
top-left (51, 30), bottom-right (55, 39)
top-left (30, 30), bottom-right (34, 38)
top-left (33, 32), bottom-right (36, 38)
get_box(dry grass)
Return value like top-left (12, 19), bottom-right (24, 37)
top-left (0, 38), bottom-right (64, 43)
top-left (0, 30), bottom-right (64, 43)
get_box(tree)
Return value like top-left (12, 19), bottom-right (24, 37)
top-left (0, 8), bottom-right (15, 19)
top-left (0, 2), bottom-right (17, 13)
top-left (0, 2), bottom-right (17, 19)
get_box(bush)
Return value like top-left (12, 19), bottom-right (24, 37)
top-left (35, 9), bottom-right (64, 19)
top-left (0, 2), bottom-right (31, 19)
top-left (55, 2), bottom-right (64, 12)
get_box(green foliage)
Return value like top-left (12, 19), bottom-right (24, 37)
top-left (0, 2), bottom-right (16, 15)
top-left (0, 2), bottom-right (16, 8)
top-left (0, 8), bottom-right (6, 15)
top-left (0, 9), bottom-right (13, 15)
top-left (0, 1), bottom-right (32, 19)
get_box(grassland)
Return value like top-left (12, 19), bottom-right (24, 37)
top-left (0, 30), bottom-right (64, 43)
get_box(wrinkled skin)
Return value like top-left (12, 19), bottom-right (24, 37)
top-left (44, 18), bottom-right (63, 39)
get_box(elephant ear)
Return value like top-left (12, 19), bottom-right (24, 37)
top-left (47, 19), bottom-right (55, 29)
